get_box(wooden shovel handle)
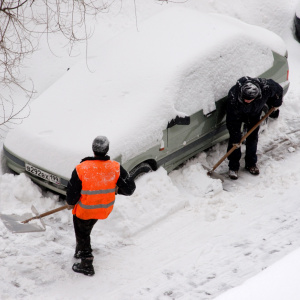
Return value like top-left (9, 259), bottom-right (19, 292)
top-left (208, 107), bottom-right (276, 174)
top-left (22, 204), bottom-right (73, 224)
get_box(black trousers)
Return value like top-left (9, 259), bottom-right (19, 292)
top-left (73, 215), bottom-right (98, 256)
top-left (227, 117), bottom-right (260, 171)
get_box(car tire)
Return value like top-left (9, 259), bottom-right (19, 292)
top-left (129, 163), bottom-right (153, 181)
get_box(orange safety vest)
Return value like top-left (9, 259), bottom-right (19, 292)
top-left (72, 160), bottom-right (120, 220)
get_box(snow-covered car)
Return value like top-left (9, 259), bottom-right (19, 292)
top-left (3, 8), bottom-right (290, 196)
top-left (295, 2), bottom-right (300, 41)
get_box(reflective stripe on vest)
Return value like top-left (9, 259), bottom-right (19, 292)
top-left (78, 199), bottom-right (115, 209)
top-left (81, 188), bottom-right (116, 195)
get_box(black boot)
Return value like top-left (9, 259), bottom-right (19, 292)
top-left (74, 250), bottom-right (82, 259)
top-left (74, 250), bottom-right (93, 259)
top-left (72, 257), bottom-right (95, 276)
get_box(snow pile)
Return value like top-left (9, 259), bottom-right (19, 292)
top-left (169, 155), bottom-right (223, 199)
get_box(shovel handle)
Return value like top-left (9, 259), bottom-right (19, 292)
top-left (208, 107), bottom-right (276, 174)
top-left (21, 204), bottom-right (73, 224)
top-left (207, 144), bottom-right (239, 175)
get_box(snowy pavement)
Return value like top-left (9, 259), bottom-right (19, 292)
top-left (1, 112), bottom-right (300, 299)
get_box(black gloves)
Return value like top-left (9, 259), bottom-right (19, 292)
top-left (269, 108), bottom-right (280, 119)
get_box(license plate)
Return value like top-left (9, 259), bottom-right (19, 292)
top-left (25, 164), bottom-right (60, 185)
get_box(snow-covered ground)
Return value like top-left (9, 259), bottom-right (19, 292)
top-left (1, 1), bottom-right (300, 299)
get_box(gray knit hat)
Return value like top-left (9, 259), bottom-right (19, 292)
top-left (92, 136), bottom-right (109, 155)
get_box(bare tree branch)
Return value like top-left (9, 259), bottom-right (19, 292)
top-left (0, 0), bottom-right (118, 136)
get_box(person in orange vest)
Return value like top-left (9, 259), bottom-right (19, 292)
top-left (66, 136), bottom-right (136, 276)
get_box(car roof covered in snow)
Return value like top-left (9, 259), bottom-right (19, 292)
top-left (4, 7), bottom-right (287, 178)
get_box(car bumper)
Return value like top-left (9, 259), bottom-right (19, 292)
top-left (281, 80), bottom-right (290, 96)
top-left (3, 146), bottom-right (68, 196)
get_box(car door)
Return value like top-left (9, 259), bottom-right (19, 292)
top-left (212, 96), bottom-right (229, 145)
top-left (164, 109), bottom-right (217, 170)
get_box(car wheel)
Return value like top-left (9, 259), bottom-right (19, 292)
top-left (129, 163), bottom-right (153, 181)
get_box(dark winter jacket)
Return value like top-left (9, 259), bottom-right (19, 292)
top-left (226, 76), bottom-right (283, 143)
top-left (66, 155), bottom-right (136, 206)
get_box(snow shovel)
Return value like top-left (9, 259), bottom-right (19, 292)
top-left (0, 204), bottom-right (73, 233)
top-left (207, 107), bottom-right (276, 177)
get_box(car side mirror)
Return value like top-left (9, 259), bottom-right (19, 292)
top-left (167, 116), bottom-right (190, 128)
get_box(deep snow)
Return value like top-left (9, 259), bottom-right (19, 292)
top-left (1, 0), bottom-right (300, 299)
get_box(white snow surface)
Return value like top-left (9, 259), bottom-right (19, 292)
top-left (296, 1), bottom-right (300, 18)
top-left (215, 247), bottom-right (300, 300)
top-left (1, 1), bottom-right (300, 299)
top-left (4, 8), bottom-right (283, 179)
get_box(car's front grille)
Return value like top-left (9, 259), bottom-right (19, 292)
top-left (3, 146), bottom-right (69, 189)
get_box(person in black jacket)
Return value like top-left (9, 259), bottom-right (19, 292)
top-left (226, 76), bottom-right (283, 180)
top-left (66, 136), bottom-right (136, 276)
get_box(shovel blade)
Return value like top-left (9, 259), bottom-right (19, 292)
top-left (31, 205), bottom-right (46, 228)
top-left (0, 212), bottom-right (46, 233)
top-left (202, 164), bottom-right (225, 182)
